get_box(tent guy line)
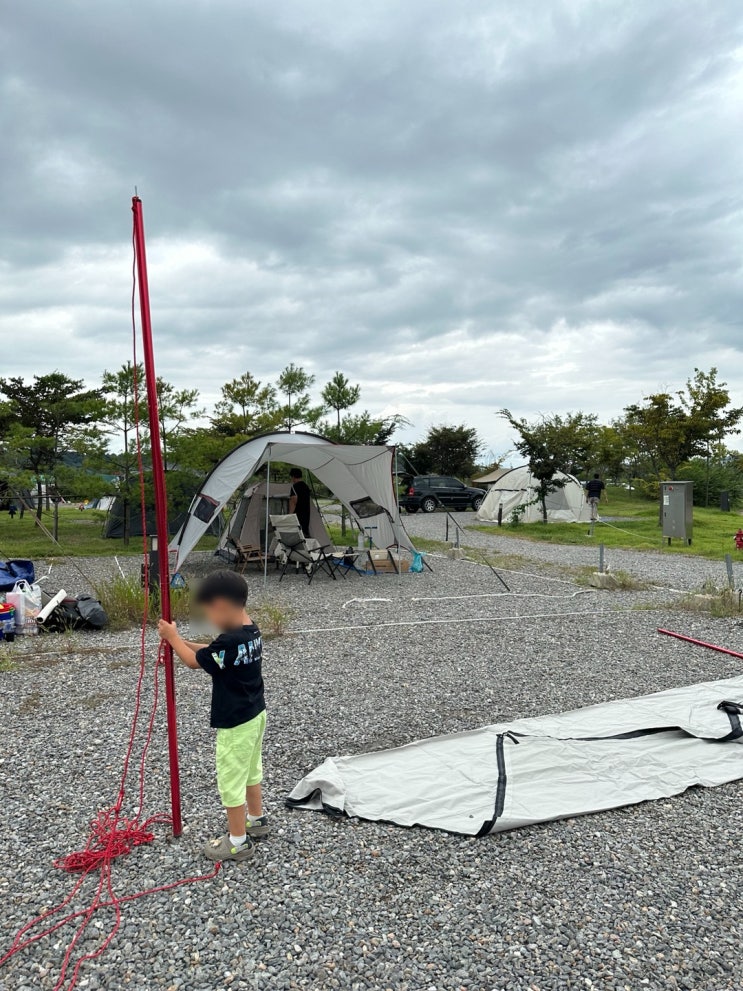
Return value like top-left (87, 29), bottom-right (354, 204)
top-left (287, 607), bottom-right (636, 635)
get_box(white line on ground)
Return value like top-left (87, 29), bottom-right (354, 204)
top-left (288, 607), bottom-right (638, 635)
top-left (411, 590), bottom-right (594, 603)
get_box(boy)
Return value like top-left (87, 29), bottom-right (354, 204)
top-left (158, 570), bottom-right (267, 862)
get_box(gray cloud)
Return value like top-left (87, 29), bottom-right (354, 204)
top-left (1, 0), bottom-right (742, 456)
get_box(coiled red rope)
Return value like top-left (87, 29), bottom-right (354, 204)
top-left (0, 217), bottom-right (219, 991)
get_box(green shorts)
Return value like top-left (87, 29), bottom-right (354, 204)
top-left (215, 710), bottom-right (266, 808)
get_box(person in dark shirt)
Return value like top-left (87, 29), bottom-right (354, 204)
top-left (158, 570), bottom-right (267, 862)
top-left (288, 467), bottom-right (312, 536)
top-left (585, 473), bottom-right (607, 521)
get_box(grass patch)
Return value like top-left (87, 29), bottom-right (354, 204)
top-left (94, 576), bottom-right (193, 631)
top-left (470, 485), bottom-right (743, 561)
top-left (671, 582), bottom-right (743, 618)
top-left (571, 567), bottom-right (648, 591)
top-left (95, 574), bottom-right (294, 637)
top-left (0, 505), bottom-right (218, 559)
top-left (252, 600), bottom-right (294, 639)
top-left (0, 651), bottom-right (15, 673)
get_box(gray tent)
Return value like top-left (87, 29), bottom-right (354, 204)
top-left (171, 431), bottom-right (416, 570)
top-left (218, 481), bottom-right (331, 557)
top-left (288, 673), bottom-right (743, 835)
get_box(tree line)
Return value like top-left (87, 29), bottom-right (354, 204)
top-left (498, 368), bottom-right (743, 520)
top-left (1, 363), bottom-right (741, 539)
top-left (0, 364), bottom-right (406, 540)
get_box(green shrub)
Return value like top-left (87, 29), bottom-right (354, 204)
top-left (94, 577), bottom-right (192, 631)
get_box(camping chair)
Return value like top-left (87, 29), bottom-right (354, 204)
top-left (228, 537), bottom-right (266, 574)
top-left (269, 514), bottom-right (346, 584)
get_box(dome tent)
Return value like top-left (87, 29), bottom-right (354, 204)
top-left (170, 431), bottom-right (416, 569)
top-left (476, 465), bottom-right (591, 524)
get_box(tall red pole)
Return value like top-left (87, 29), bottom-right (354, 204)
top-left (132, 196), bottom-right (183, 837)
top-left (657, 628), bottom-right (743, 660)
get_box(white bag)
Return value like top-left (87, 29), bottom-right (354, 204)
top-left (7, 580), bottom-right (42, 635)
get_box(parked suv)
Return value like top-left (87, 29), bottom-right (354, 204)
top-left (400, 475), bottom-right (486, 513)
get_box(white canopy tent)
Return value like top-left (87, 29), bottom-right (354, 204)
top-left (170, 431), bottom-right (415, 569)
top-left (476, 465), bottom-right (591, 524)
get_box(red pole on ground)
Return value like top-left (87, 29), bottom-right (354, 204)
top-left (132, 196), bottom-right (183, 837)
top-left (657, 628), bottom-right (743, 660)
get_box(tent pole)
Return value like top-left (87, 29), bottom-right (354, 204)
top-left (395, 447), bottom-right (402, 585)
top-left (263, 448), bottom-right (271, 588)
top-left (132, 196), bottom-right (182, 838)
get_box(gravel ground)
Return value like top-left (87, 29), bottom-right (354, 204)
top-left (1, 550), bottom-right (742, 991)
top-left (402, 509), bottom-right (738, 591)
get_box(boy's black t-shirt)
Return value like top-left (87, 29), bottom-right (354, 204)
top-left (586, 479), bottom-right (605, 498)
top-left (195, 624), bottom-right (265, 729)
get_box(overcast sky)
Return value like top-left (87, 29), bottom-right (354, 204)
top-left (1, 0), bottom-right (742, 460)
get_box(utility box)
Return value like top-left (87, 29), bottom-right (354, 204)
top-left (661, 481), bottom-right (693, 545)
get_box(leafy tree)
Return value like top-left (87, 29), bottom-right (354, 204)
top-left (321, 412), bottom-right (407, 446)
top-left (155, 378), bottom-right (204, 471)
top-left (498, 409), bottom-right (585, 523)
top-left (98, 362), bottom-right (147, 545)
top-left (169, 427), bottom-right (237, 476)
top-left (596, 423), bottom-right (631, 482)
top-left (0, 372), bottom-right (103, 519)
top-left (624, 368), bottom-right (743, 482)
top-left (678, 450), bottom-right (743, 508)
top-left (681, 367), bottom-right (743, 504)
top-left (277, 364), bottom-right (322, 431)
top-left (321, 372), bottom-right (361, 429)
top-left (410, 424), bottom-right (483, 478)
top-left (212, 372), bottom-right (279, 437)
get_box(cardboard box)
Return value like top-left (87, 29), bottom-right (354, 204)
top-left (369, 550), bottom-right (411, 573)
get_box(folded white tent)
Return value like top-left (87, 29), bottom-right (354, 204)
top-left (287, 674), bottom-right (743, 835)
top-left (476, 465), bottom-right (591, 524)
top-left (170, 431), bottom-right (415, 569)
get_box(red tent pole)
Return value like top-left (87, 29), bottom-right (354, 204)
top-left (657, 628), bottom-right (743, 660)
top-left (132, 196), bottom-right (183, 837)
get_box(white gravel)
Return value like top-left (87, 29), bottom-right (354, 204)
top-left (1, 550), bottom-right (742, 990)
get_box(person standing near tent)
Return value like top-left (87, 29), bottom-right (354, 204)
top-left (585, 473), bottom-right (607, 521)
top-left (288, 467), bottom-right (312, 537)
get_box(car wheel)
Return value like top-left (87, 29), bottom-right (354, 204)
top-left (472, 497), bottom-right (483, 511)
top-left (421, 497), bottom-right (437, 513)
top-left (405, 506), bottom-right (419, 514)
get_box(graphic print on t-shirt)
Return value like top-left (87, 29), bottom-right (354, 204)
top-left (196, 624), bottom-right (266, 729)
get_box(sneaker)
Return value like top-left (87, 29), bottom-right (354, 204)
top-left (246, 814), bottom-right (270, 839)
top-left (203, 833), bottom-right (255, 862)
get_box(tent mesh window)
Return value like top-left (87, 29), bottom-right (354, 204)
top-left (193, 493), bottom-right (219, 523)
top-left (349, 497), bottom-right (385, 519)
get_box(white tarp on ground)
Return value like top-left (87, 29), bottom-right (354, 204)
top-left (287, 674), bottom-right (743, 836)
top-left (476, 465), bottom-right (591, 524)
top-left (171, 431), bottom-right (415, 568)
